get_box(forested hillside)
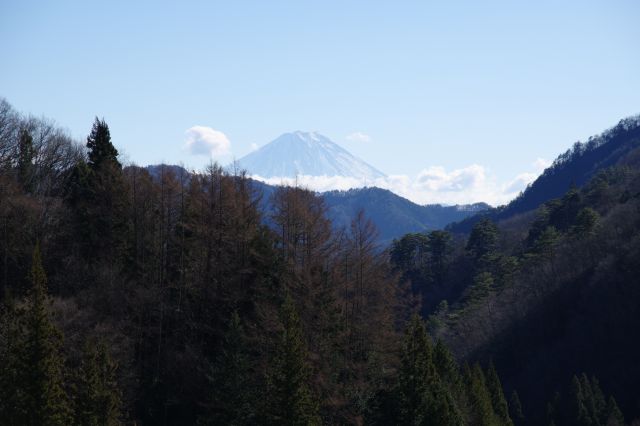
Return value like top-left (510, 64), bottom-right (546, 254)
top-left (322, 188), bottom-right (487, 245)
top-left (1, 97), bottom-right (638, 425)
top-left (392, 156), bottom-right (640, 424)
top-left (448, 115), bottom-right (640, 233)
top-left (0, 99), bottom-right (518, 424)
top-left (145, 168), bottom-right (486, 244)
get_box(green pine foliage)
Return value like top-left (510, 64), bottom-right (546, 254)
top-left (569, 207), bottom-right (600, 237)
top-left (86, 118), bottom-right (120, 170)
top-left (508, 390), bottom-right (524, 424)
top-left (463, 363), bottom-right (500, 426)
top-left (397, 314), bottom-right (436, 423)
top-left (485, 361), bottom-right (513, 426)
top-left (433, 339), bottom-right (462, 392)
top-left (466, 218), bottom-right (499, 268)
top-left (67, 118), bottom-right (128, 262)
top-left (199, 311), bottom-right (254, 426)
top-left (74, 340), bottom-right (122, 426)
top-left (20, 244), bottom-right (72, 425)
top-left (605, 396), bottom-right (625, 426)
top-left (264, 296), bottom-right (321, 426)
top-left (397, 314), bottom-right (462, 426)
top-left (546, 373), bottom-right (625, 426)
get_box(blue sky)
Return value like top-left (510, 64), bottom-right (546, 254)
top-left (1, 0), bottom-right (639, 204)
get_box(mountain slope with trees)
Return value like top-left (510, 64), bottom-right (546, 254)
top-left (448, 115), bottom-right (640, 233)
top-left (391, 148), bottom-right (640, 423)
top-left (2, 96), bottom-right (639, 425)
top-left (147, 168), bottom-right (488, 244)
top-left (0, 98), bottom-right (513, 425)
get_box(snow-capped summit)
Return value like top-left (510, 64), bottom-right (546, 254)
top-left (235, 131), bottom-right (386, 180)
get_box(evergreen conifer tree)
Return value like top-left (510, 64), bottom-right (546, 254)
top-left (86, 118), bottom-right (120, 170)
top-left (74, 340), bottom-right (122, 426)
top-left (604, 396), bottom-right (624, 426)
top-left (199, 311), bottom-right (254, 426)
top-left (466, 218), bottom-right (499, 270)
top-left (508, 390), bottom-right (525, 424)
top-left (68, 118), bottom-right (128, 261)
top-left (398, 314), bottom-right (436, 423)
top-left (264, 296), bottom-right (320, 426)
top-left (398, 314), bottom-right (462, 426)
top-left (433, 339), bottom-right (462, 390)
top-left (486, 361), bottom-right (513, 426)
top-left (570, 375), bottom-right (591, 426)
top-left (21, 244), bottom-right (72, 425)
top-left (464, 363), bottom-right (499, 426)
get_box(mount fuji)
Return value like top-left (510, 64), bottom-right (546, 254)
top-left (235, 131), bottom-right (386, 180)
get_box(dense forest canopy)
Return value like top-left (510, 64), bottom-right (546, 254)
top-left (1, 97), bottom-right (639, 425)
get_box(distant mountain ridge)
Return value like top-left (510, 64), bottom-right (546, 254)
top-left (322, 187), bottom-right (487, 244)
top-left (249, 180), bottom-right (487, 244)
top-left (144, 165), bottom-right (486, 244)
top-left (234, 131), bottom-right (386, 180)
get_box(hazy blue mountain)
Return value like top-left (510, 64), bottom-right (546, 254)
top-left (322, 187), bottom-right (487, 244)
top-left (447, 114), bottom-right (640, 233)
top-left (235, 131), bottom-right (386, 180)
top-left (143, 166), bottom-right (487, 245)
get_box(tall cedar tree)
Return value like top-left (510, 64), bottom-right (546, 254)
top-left (264, 295), bottom-right (321, 426)
top-left (86, 118), bottom-right (120, 170)
top-left (199, 311), bottom-right (254, 426)
top-left (433, 339), bottom-right (464, 406)
top-left (21, 244), bottom-right (72, 425)
top-left (508, 390), bottom-right (525, 424)
top-left (605, 396), bottom-right (625, 426)
top-left (397, 314), bottom-right (462, 426)
top-left (74, 340), bottom-right (122, 426)
top-left (486, 361), bottom-right (513, 426)
top-left (68, 118), bottom-right (127, 261)
top-left (548, 374), bottom-right (627, 426)
top-left (463, 363), bottom-right (500, 426)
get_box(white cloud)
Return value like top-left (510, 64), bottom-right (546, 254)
top-left (254, 175), bottom-right (366, 193)
top-left (250, 142), bottom-right (259, 152)
top-left (184, 126), bottom-right (231, 157)
top-left (414, 165), bottom-right (486, 192)
top-left (346, 132), bottom-right (372, 143)
top-left (248, 158), bottom-right (549, 207)
top-left (532, 157), bottom-right (551, 170)
top-left (379, 165), bottom-right (503, 205)
top-left (504, 172), bottom-right (537, 194)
